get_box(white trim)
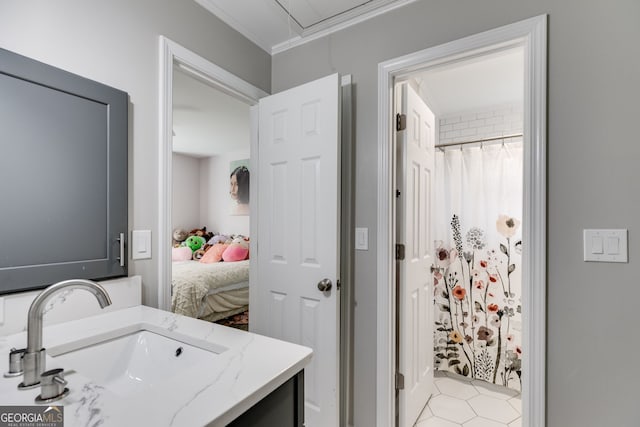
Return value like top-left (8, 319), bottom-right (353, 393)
top-left (158, 36), bottom-right (268, 311)
top-left (376, 15), bottom-right (547, 427)
top-left (522, 17), bottom-right (547, 426)
top-left (158, 37), bottom-right (173, 312)
top-left (340, 74), bottom-right (354, 427)
top-left (248, 104), bottom-right (259, 332)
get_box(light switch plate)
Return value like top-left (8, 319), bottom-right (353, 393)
top-left (355, 227), bottom-right (369, 251)
top-left (583, 229), bottom-right (627, 262)
top-left (132, 230), bottom-right (152, 260)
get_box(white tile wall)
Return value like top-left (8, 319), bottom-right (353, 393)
top-left (438, 104), bottom-right (523, 146)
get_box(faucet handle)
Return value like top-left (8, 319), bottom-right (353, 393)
top-left (35, 368), bottom-right (69, 403)
top-left (4, 348), bottom-right (26, 378)
top-left (18, 348), bottom-right (46, 389)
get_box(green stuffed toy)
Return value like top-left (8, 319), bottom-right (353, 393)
top-left (185, 235), bottom-right (206, 251)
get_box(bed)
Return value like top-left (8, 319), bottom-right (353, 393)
top-left (171, 259), bottom-right (250, 322)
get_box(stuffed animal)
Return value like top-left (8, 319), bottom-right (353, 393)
top-left (231, 236), bottom-right (250, 249)
top-left (207, 234), bottom-right (231, 246)
top-left (172, 228), bottom-right (188, 247)
top-left (185, 235), bottom-right (206, 251)
top-left (188, 227), bottom-right (214, 242)
top-left (192, 248), bottom-right (207, 260)
top-left (222, 242), bottom-right (249, 262)
top-left (172, 246), bottom-right (192, 261)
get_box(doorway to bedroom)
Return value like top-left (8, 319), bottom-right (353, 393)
top-left (170, 66), bottom-right (252, 329)
top-left (159, 37), bottom-right (268, 331)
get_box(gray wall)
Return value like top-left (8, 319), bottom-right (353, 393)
top-left (272, 1), bottom-right (640, 426)
top-left (172, 153), bottom-right (202, 232)
top-left (0, 0), bottom-right (270, 306)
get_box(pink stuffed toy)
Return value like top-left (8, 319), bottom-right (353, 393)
top-left (172, 246), bottom-right (192, 261)
top-left (222, 243), bottom-right (249, 262)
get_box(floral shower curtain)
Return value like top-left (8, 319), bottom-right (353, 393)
top-left (432, 140), bottom-right (523, 391)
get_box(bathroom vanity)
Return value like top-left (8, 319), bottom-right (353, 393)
top-left (0, 305), bottom-right (311, 426)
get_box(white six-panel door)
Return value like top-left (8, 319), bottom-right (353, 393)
top-left (255, 73), bottom-right (341, 427)
top-left (397, 83), bottom-right (436, 427)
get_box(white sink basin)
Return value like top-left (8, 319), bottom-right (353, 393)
top-left (48, 323), bottom-right (227, 397)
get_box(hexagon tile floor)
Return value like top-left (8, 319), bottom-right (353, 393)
top-left (414, 373), bottom-right (521, 427)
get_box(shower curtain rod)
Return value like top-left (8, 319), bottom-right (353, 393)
top-left (435, 133), bottom-right (523, 149)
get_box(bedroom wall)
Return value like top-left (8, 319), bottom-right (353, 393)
top-left (272, 1), bottom-right (640, 425)
top-left (200, 148), bottom-right (251, 237)
top-left (0, 0), bottom-right (270, 307)
top-left (173, 148), bottom-right (251, 239)
top-left (172, 153), bottom-right (202, 232)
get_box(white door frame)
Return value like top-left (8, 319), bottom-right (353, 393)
top-left (158, 36), bottom-right (268, 311)
top-left (376, 15), bottom-right (547, 427)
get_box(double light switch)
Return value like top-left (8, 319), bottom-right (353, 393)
top-left (583, 229), bottom-right (627, 263)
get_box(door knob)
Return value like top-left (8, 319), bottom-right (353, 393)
top-left (317, 278), bottom-right (332, 292)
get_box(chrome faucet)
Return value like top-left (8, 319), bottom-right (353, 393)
top-left (18, 279), bottom-right (112, 389)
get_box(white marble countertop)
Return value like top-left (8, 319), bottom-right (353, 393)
top-left (0, 305), bottom-right (312, 426)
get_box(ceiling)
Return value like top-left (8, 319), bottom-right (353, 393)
top-left (172, 67), bottom-right (250, 158)
top-left (195, 0), bottom-right (419, 54)
top-left (411, 46), bottom-right (524, 116)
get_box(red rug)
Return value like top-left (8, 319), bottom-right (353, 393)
top-left (216, 310), bottom-right (249, 331)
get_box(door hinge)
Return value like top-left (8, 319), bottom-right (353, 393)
top-left (396, 243), bottom-right (405, 260)
top-left (395, 372), bottom-right (405, 390)
top-left (396, 113), bottom-right (406, 131)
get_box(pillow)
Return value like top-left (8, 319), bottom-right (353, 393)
top-left (199, 243), bottom-right (228, 264)
top-left (172, 246), bottom-right (192, 262)
top-left (222, 243), bottom-right (249, 262)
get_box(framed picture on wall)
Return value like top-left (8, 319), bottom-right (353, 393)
top-left (229, 159), bottom-right (250, 216)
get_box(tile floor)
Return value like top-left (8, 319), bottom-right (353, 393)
top-left (414, 373), bottom-right (521, 427)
